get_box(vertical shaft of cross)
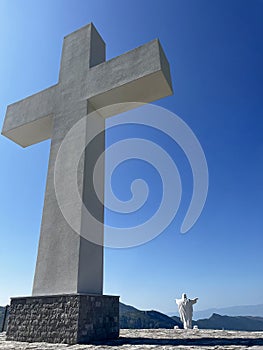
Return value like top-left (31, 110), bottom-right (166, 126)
top-left (78, 106), bottom-right (105, 294)
top-left (32, 25), bottom-right (106, 296)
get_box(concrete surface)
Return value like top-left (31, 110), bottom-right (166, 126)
top-left (1, 329), bottom-right (263, 349)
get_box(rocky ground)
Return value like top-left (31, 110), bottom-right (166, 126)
top-left (0, 329), bottom-right (263, 349)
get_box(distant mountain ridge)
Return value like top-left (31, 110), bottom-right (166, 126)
top-left (168, 304), bottom-right (263, 319)
top-left (194, 304), bottom-right (263, 319)
top-left (120, 303), bottom-right (263, 331)
top-left (195, 313), bottom-right (263, 331)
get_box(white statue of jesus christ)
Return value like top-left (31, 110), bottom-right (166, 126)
top-left (175, 293), bottom-right (198, 329)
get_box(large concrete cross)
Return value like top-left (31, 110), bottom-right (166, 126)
top-left (2, 23), bottom-right (172, 296)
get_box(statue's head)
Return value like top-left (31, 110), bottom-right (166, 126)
top-left (182, 293), bottom-right (187, 299)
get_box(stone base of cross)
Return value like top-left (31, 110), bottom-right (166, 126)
top-left (6, 294), bottom-right (119, 344)
top-left (2, 23), bottom-right (173, 344)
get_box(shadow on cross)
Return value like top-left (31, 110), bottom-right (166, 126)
top-left (89, 336), bottom-right (263, 347)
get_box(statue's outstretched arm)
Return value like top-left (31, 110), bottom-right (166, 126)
top-left (191, 297), bottom-right (198, 304)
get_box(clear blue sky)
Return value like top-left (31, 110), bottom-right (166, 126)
top-left (0, 0), bottom-right (262, 314)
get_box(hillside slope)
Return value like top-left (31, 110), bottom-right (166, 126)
top-left (120, 303), bottom-right (182, 329)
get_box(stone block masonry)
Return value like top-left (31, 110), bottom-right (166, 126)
top-left (6, 294), bottom-right (119, 344)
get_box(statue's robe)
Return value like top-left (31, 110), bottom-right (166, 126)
top-left (176, 295), bottom-right (197, 329)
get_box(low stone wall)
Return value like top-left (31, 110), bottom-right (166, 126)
top-left (6, 294), bottom-right (119, 344)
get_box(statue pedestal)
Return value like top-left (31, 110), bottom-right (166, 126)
top-left (6, 294), bottom-right (119, 344)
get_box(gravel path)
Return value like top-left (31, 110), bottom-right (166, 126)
top-left (0, 329), bottom-right (263, 349)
